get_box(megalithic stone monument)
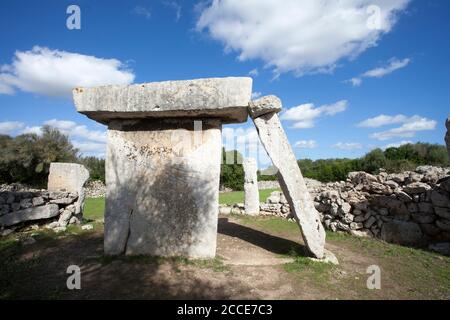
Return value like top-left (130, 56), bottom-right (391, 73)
top-left (243, 158), bottom-right (260, 215)
top-left (73, 77), bottom-right (252, 257)
top-left (249, 96), bottom-right (326, 259)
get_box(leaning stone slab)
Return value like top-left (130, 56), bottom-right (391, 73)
top-left (249, 96), bottom-right (326, 259)
top-left (0, 204), bottom-right (59, 227)
top-left (104, 119), bottom-right (222, 258)
top-left (243, 158), bottom-right (260, 216)
top-left (73, 77), bottom-right (252, 124)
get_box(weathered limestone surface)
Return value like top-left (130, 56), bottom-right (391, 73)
top-left (445, 117), bottom-right (450, 159)
top-left (73, 77), bottom-right (252, 124)
top-left (243, 158), bottom-right (260, 216)
top-left (0, 204), bottom-right (59, 227)
top-left (249, 96), bottom-right (326, 259)
top-left (248, 95), bottom-right (282, 118)
top-left (48, 162), bottom-right (89, 219)
top-left (104, 119), bottom-right (222, 257)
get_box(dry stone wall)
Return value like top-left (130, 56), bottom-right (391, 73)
top-left (221, 166), bottom-right (450, 252)
top-left (0, 185), bottom-right (81, 235)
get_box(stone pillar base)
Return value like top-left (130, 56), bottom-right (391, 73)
top-left (104, 119), bottom-right (222, 258)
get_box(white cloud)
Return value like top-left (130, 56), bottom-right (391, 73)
top-left (72, 140), bottom-right (106, 157)
top-left (248, 68), bottom-right (259, 77)
top-left (22, 126), bottom-right (43, 135)
top-left (295, 140), bottom-right (317, 149)
top-left (0, 121), bottom-right (24, 134)
top-left (132, 6), bottom-right (151, 19)
top-left (197, 0), bottom-right (410, 75)
top-left (357, 114), bottom-right (408, 128)
top-left (381, 140), bottom-right (413, 149)
top-left (370, 116), bottom-right (436, 141)
top-left (347, 57), bottom-right (410, 86)
top-left (281, 100), bottom-right (348, 129)
top-left (0, 46), bottom-right (135, 97)
top-left (332, 142), bottom-right (363, 150)
top-left (251, 91), bottom-right (262, 99)
top-left (44, 119), bottom-right (107, 143)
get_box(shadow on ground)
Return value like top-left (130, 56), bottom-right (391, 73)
top-left (1, 217), bottom-right (306, 300)
top-left (218, 217), bottom-right (308, 256)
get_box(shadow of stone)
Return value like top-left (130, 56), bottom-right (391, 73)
top-left (0, 230), bottom-right (251, 299)
top-left (105, 119), bottom-right (221, 257)
top-left (217, 217), bottom-right (309, 257)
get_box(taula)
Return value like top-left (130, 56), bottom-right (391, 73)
top-left (249, 95), bottom-right (326, 259)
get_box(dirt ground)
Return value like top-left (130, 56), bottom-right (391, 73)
top-left (1, 215), bottom-right (449, 300)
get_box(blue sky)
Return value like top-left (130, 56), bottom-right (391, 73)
top-left (0, 0), bottom-right (449, 168)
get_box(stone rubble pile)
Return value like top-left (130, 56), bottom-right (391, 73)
top-left (0, 189), bottom-right (81, 235)
top-left (85, 180), bottom-right (106, 198)
top-left (311, 166), bottom-right (450, 245)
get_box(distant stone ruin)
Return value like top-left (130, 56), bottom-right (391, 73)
top-left (243, 158), bottom-right (259, 216)
top-left (0, 162), bottom-right (90, 234)
top-left (73, 77), bottom-right (327, 259)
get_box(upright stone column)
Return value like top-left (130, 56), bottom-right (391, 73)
top-left (249, 96), bottom-right (326, 259)
top-left (243, 158), bottom-right (259, 215)
top-left (73, 77), bottom-right (252, 258)
top-left (47, 162), bottom-right (90, 221)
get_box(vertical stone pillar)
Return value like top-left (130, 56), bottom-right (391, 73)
top-left (243, 158), bottom-right (260, 215)
top-left (249, 96), bottom-right (326, 259)
top-left (104, 119), bottom-right (222, 257)
top-left (47, 162), bottom-right (90, 221)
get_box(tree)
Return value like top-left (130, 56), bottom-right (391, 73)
top-left (220, 148), bottom-right (245, 190)
top-left (79, 156), bottom-right (105, 182)
top-left (0, 126), bottom-right (78, 187)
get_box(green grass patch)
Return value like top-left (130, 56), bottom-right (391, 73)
top-left (84, 197), bottom-right (105, 221)
top-left (235, 215), bottom-right (299, 234)
top-left (219, 188), bottom-right (279, 205)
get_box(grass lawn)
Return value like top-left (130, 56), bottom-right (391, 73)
top-left (84, 197), bottom-right (105, 221)
top-left (1, 205), bottom-right (449, 299)
top-left (83, 188), bottom-right (280, 214)
top-left (219, 188), bottom-right (279, 205)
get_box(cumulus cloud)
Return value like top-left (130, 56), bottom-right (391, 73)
top-left (332, 142), bottom-right (363, 150)
top-left (0, 46), bottom-right (135, 97)
top-left (44, 119), bottom-right (107, 143)
top-left (72, 140), bottom-right (107, 157)
top-left (294, 140), bottom-right (317, 149)
top-left (381, 140), bottom-right (413, 149)
top-left (346, 57), bottom-right (410, 86)
top-left (358, 115), bottom-right (437, 141)
top-left (197, 0), bottom-right (410, 75)
top-left (281, 100), bottom-right (348, 129)
top-left (0, 121), bottom-right (25, 134)
top-left (357, 114), bottom-right (411, 128)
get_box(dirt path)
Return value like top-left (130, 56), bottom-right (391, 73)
top-left (1, 215), bottom-right (449, 299)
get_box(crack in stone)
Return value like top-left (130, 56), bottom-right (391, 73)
top-left (124, 209), bottom-right (133, 254)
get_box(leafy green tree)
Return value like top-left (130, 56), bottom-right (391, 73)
top-left (220, 148), bottom-right (244, 190)
top-left (0, 126), bottom-right (78, 186)
top-left (78, 156), bottom-right (105, 182)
